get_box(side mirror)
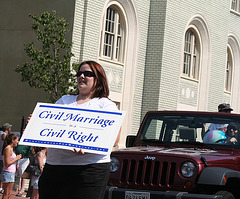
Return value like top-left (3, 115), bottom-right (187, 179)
top-left (126, 135), bottom-right (136, 147)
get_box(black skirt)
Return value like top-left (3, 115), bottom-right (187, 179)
top-left (39, 162), bottom-right (111, 199)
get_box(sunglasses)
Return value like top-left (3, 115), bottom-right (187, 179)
top-left (76, 71), bottom-right (95, 77)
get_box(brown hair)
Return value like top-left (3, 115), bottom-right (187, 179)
top-left (32, 146), bottom-right (46, 154)
top-left (77, 61), bottom-right (109, 98)
top-left (2, 134), bottom-right (18, 155)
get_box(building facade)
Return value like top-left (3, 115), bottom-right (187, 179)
top-left (1, 0), bottom-right (240, 148)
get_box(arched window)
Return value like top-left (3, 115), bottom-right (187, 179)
top-left (100, 6), bottom-right (126, 63)
top-left (227, 34), bottom-right (240, 111)
top-left (182, 29), bottom-right (200, 80)
top-left (225, 47), bottom-right (233, 92)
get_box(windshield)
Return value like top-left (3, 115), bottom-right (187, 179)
top-left (139, 113), bottom-right (240, 147)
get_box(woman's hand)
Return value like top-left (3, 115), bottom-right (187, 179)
top-left (16, 154), bottom-right (22, 161)
top-left (230, 137), bottom-right (237, 143)
top-left (36, 151), bottom-right (44, 173)
top-left (72, 148), bottom-right (85, 155)
top-left (22, 114), bottom-right (32, 134)
top-left (25, 114), bottom-right (32, 126)
top-left (114, 128), bottom-right (121, 147)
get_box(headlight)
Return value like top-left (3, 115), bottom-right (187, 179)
top-left (181, 161), bottom-right (196, 178)
top-left (110, 157), bottom-right (120, 172)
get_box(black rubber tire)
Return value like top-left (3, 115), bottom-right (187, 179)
top-left (215, 191), bottom-right (235, 199)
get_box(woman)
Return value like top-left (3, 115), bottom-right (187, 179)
top-left (39, 61), bottom-right (121, 199)
top-left (15, 144), bottom-right (32, 197)
top-left (0, 134), bottom-right (22, 199)
top-left (31, 147), bottom-right (47, 199)
top-left (0, 123), bottom-right (12, 194)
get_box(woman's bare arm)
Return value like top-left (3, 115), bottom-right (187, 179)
top-left (3, 147), bottom-right (22, 167)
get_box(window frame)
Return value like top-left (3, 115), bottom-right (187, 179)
top-left (231, 0), bottom-right (240, 12)
top-left (225, 46), bottom-right (234, 93)
top-left (100, 6), bottom-right (126, 63)
top-left (182, 28), bottom-right (201, 80)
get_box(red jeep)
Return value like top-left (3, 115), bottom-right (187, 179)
top-left (104, 111), bottom-right (240, 199)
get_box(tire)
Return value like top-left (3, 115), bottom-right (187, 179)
top-left (215, 191), bottom-right (235, 199)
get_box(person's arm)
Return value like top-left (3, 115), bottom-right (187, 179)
top-left (36, 152), bottom-right (44, 173)
top-left (114, 129), bottom-right (121, 147)
top-left (1, 133), bottom-right (6, 141)
top-left (22, 114), bottom-right (32, 133)
top-left (201, 128), bottom-right (209, 139)
top-left (202, 123), bottom-right (212, 139)
top-left (3, 147), bottom-right (22, 167)
top-left (226, 136), bottom-right (238, 144)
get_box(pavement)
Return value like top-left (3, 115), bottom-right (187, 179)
top-left (0, 190), bottom-right (29, 199)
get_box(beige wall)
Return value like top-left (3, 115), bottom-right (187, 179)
top-left (0, 0), bottom-right (75, 132)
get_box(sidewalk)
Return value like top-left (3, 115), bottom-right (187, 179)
top-left (0, 190), bottom-right (29, 199)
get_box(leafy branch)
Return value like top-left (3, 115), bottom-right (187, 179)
top-left (16, 10), bottom-right (77, 102)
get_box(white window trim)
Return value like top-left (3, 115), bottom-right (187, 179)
top-left (98, 0), bottom-right (139, 149)
top-left (178, 14), bottom-right (211, 111)
top-left (100, 2), bottom-right (127, 64)
top-left (181, 25), bottom-right (202, 81)
top-left (226, 34), bottom-right (240, 112)
top-left (224, 45), bottom-right (234, 93)
top-left (231, 0), bottom-right (240, 12)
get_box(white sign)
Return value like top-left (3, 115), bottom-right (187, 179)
top-left (19, 102), bottom-right (126, 155)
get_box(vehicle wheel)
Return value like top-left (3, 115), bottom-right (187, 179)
top-left (215, 191), bottom-right (235, 199)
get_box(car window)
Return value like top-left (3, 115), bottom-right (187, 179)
top-left (140, 114), bottom-right (240, 146)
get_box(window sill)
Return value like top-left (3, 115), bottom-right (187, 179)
top-left (230, 9), bottom-right (240, 17)
top-left (180, 76), bottom-right (199, 83)
top-left (224, 90), bottom-right (231, 95)
top-left (99, 57), bottom-right (124, 67)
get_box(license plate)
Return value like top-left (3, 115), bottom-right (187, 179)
top-left (125, 191), bottom-right (150, 199)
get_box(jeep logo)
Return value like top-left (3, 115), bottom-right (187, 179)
top-left (144, 156), bottom-right (156, 160)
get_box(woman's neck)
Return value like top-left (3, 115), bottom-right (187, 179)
top-left (76, 94), bottom-right (92, 105)
top-left (7, 144), bottom-right (13, 149)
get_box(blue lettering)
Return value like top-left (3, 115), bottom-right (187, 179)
top-left (47, 130), bottom-right (57, 137)
top-left (78, 135), bottom-right (87, 143)
top-left (39, 111), bottom-right (49, 119)
top-left (68, 131), bottom-right (82, 140)
top-left (58, 130), bottom-right (66, 137)
top-left (108, 120), bottom-right (115, 126)
top-left (56, 112), bottom-right (64, 120)
top-left (63, 113), bottom-right (81, 121)
top-left (93, 116), bottom-right (100, 124)
top-left (39, 111), bottom-right (65, 120)
top-left (67, 131), bottom-right (99, 143)
top-left (83, 118), bottom-right (90, 123)
top-left (93, 136), bottom-right (99, 142)
top-left (97, 119), bottom-right (104, 126)
top-left (85, 133), bottom-right (93, 142)
top-left (39, 129), bottom-right (66, 137)
top-left (38, 110), bottom-right (116, 128)
top-left (40, 128), bottom-right (48, 136)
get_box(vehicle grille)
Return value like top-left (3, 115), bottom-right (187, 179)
top-left (120, 159), bottom-right (176, 187)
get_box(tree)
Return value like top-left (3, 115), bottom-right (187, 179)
top-left (16, 10), bottom-right (77, 103)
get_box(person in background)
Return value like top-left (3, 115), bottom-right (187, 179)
top-left (15, 144), bottom-right (32, 197)
top-left (30, 147), bottom-right (47, 199)
top-left (218, 103), bottom-right (233, 113)
top-left (225, 122), bottom-right (240, 144)
top-left (0, 123), bottom-right (12, 194)
top-left (207, 103), bottom-right (233, 132)
top-left (0, 134), bottom-right (22, 199)
top-left (201, 103), bottom-right (233, 139)
top-left (38, 60), bottom-right (121, 199)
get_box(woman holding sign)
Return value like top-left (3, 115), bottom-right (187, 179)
top-left (38, 61), bottom-right (120, 199)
